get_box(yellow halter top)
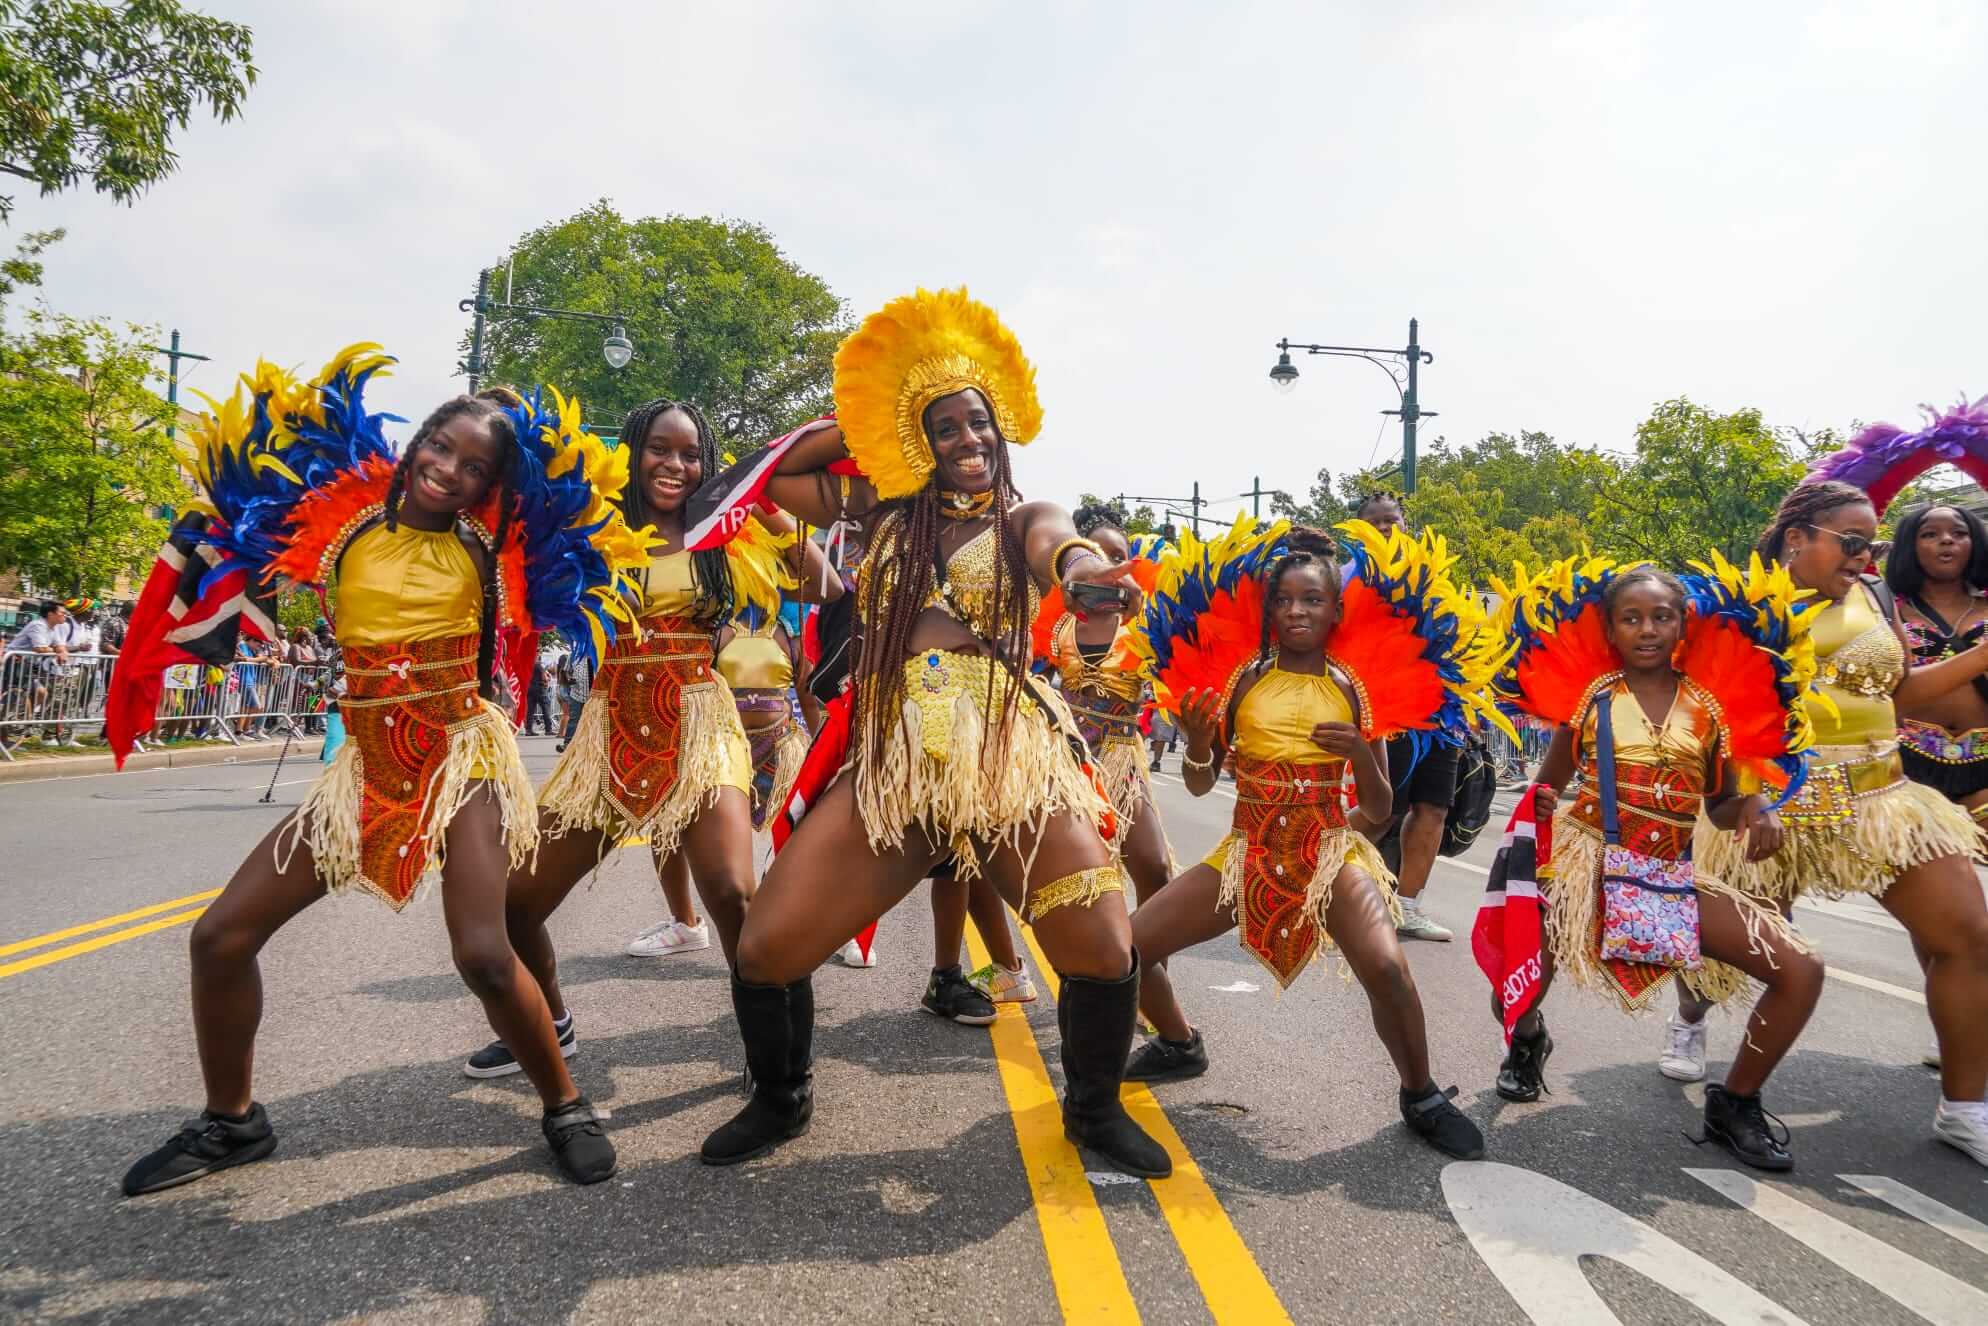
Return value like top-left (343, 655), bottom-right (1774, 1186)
top-left (1806, 583), bottom-right (1906, 747)
top-left (1232, 663), bottom-right (1354, 765)
top-left (716, 618), bottom-right (794, 691)
top-left (335, 522), bottom-right (481, 646)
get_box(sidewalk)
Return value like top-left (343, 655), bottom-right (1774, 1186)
top-left (0, 735), bottom-right (322, 783)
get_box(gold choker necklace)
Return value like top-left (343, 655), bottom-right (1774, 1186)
top-left (939, 488), bottom-right (996, 520)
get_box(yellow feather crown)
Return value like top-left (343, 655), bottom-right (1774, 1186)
top-left (832, 287), bottom-right (1043, 499)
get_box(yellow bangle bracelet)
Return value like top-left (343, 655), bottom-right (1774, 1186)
top-left (1051, 536), bottom-right (1105, 580)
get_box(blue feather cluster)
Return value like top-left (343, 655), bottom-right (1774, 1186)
top-left (1342, 537), bottom-right (1471, 764)
top-left (496, 390), bottom-right (628, 669)
top-left (196, 356), bottom-right (399, 598)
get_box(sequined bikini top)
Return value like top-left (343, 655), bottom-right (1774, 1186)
top-left (864, 510), bottom-right (1039, 647)
top-left (1049, 614), bottom-right (1144, 702)
top-left (1813, 585), bottom-right (1906, 699)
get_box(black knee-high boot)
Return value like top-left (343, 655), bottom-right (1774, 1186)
top-left (701, 972), bottom-right (814, 1166)
top-left (1059, 952), bottom-right (1172, 1178)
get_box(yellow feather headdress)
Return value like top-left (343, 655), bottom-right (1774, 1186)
top-left (832, 287), bottom-right (1043, 499)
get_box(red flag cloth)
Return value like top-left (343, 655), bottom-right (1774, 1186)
top-left (770, 690), bottom-right (876, 961)
top-left (106, 515), bottom-right (274, 767)
top-left (1471, 783), bottom-right (1551, 1045)
top-left (682, 417), bottom-right (836, 552)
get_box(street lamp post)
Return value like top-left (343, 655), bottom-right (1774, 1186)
top-left (1267, 319), bottom-right (1435, 494)
top-left (147, 328), bottom-right (211, 442)
top-left (458, 267), bottom-right (635, 393)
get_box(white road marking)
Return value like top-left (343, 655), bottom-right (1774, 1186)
top-left (1826, 968), bottom-right (1926, 1006)
top-left (1841, 1175), bottom-right (1988, 1258)
top-left (1443, 1161), bottom-right (1811, 1325)
top-left (1687, 1168), bottom-right (1988, 1326)
top-left (1209, 980), bottom-right (1259, 994)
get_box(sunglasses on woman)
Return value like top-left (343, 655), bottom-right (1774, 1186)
top-left (1804, 524), bottom-right (1874, 559)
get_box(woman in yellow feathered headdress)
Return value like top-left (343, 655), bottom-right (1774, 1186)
top-left (694, 287), bottom-right (1172, 1180)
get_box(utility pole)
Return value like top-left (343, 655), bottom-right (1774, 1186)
top-left (1191, 481), bottom-right (1202, 537)
top-left (1397, 319), bottom-right (1425, 494)
top-left (462, 268), bottom-right (491, 393)
top-left (1246, 475), bottom-right (1268, 518)
top-left (148, 329), bottom-right (211, 442)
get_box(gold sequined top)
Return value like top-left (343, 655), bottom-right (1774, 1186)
top-left (1048, 614), bottom-right (1144, 702)
top-left (864, 511), bottom-right (1038, 647)
top-left (1807, 584), bottom-right (1904, 746)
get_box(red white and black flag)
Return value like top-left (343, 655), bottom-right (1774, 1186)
top-left (1471, 785), bottom-right (1551, 1045)
top-left (105, 514), bottom-right (277, 765)
top-left (681, 417), bottom-right (837, 551)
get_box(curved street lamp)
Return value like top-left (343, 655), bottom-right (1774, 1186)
top-left (458, 268), bottom-right (636, 391)
top-left (1266, 321), bottom-right (1435, 492)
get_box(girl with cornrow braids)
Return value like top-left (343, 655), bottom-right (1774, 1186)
top-left (460, 397), bottom-right (830, 1080)
top-left (124, 354), bottom-right (634, 1195)
top-left (1122, 543), bottom-right (1487, 1160)
top-left (1670, 479), bottom-right (1988, 1168)
top-left (703, 288), bottom-right (1172, 1177)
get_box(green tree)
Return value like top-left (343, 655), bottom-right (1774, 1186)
top-left (0, 310), bottom-right (184, 595)
top-left (0, 224), bottom-right (59, 308)
top-left (475, 201), bottom-right (848, 437)
top-left (1587, 399), bottom-right (1806, 566)
top-left (1268, 465), bottom-right (1351, 527)
top-left (0, 0), bottom-right (255, 220)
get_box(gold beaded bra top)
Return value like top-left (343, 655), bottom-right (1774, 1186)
top-left (863, 509), bottom-right (1039, 648)
top-left (1808, 583), bottom-right (1905, 746)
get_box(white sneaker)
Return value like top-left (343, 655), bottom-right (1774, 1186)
top-left (1659, 1013), bottom-right (1708, 1082)
top-left (1924, 1040), bottom-right (1942, 1068)
top-left (835, 937), bottom-right (876, 968)
top-left (969, 960), bottom-right (1038, 1003)
top-left (1933, 1098), bottom-right (1988, 1167)
top-left (625, 918), bottom-right (710, 958)
top-left (1394, 897), bottom-right (1453, 943)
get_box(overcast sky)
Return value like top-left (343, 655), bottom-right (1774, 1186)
top-left (17, 1), bottom-right (1985, 521)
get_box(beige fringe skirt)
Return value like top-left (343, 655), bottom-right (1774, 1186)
top-left (1694, 742), bottom-right (1978, 904)
top-left (1545, 816), bottom-right (1808, 1013)
top-left (855, 648), bottom-right (1110, 882)
top-left (1095, 732), bottom-right (1177, 872)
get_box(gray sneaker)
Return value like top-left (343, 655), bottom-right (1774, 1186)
top-left (1395, 899), bottom-right (1453, 942)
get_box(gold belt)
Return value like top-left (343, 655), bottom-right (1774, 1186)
top-left (1782, 742), bottom-right (1905, 826)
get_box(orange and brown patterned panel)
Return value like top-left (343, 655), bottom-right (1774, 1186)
top-left (341, 634), bottom-right (483, 907)
top-left (595, 618), bottom-right (715, 828)
top-left (1229, 756), bottom-right (1351, 986)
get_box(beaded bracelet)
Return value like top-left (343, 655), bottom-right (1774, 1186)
top-left (1183, 748), bottom-right (1215, 772)
top-left (1051, 536), bottom-right (1106, 580)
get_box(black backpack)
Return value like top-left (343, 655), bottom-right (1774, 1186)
top-left (1439, 729), bottom-right (1497, 857)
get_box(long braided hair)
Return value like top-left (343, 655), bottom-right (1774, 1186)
top-left (1756, 479), bottom-right (1871, 563)
top-left (384, 394), bottom-right (519, 698)
top-left (620, 398), bottom-right (735, 625)
top-left (855, 423), bottom-right (1032, 769)
top-left (1257, 549), bottom-right (1342, 663)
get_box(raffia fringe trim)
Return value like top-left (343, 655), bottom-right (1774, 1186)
top-left (1691, 777), bottom-right (1978, 904)
top-left (1211, 828), bottom-right (1401, 982)
top-left (537, 683), bottom-right (747, 866)
top-left (857, 690), bottom-right (1109, 883)
top-left (1547, 815), bottom-right (1811, 1013)
top-left (275, 700), bottom-right (537, 913)
top-left (1096, 735), bottom-right (1178, 873)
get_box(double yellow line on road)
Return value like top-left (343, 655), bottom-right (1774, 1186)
top-left (965, 924), bottom-right (1291, 1324)
top-left (0, 888), bottom-right (218, 980)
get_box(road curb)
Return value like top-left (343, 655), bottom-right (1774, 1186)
top-left (0, 736), bottom-right (321, 783)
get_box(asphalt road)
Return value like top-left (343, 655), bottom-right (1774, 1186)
top-left (1, 740), bottom-right (1984, 1324)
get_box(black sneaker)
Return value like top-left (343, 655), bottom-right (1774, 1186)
top-left (1495, 1022), bottom-right (1554, 1103)
top-left (464, 1016), bottom-right (577, 1079)
top-left (1401, 1084), bottom-right (1485, 1160)
top-left (1701, 1085), bottom-right (1793, 1171)
top-left (543, 1096), bottom-right (616, 1184)
top-left (1125, 1029), bottom-right (1209, 1083)
top-left (922, 966), bottom-right (997, 1026)
top-left (122, 1103), bottom-right (277, 1196)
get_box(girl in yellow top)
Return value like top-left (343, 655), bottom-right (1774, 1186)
top-left (122, 364), bottom-right (633, 1194)
top-left (461, 399), bottom-right (827, 1079)
top-left (1688, 480), bottom-right (1988, 1168)
top-left (1127, 548), bottom-right (1487, 1160)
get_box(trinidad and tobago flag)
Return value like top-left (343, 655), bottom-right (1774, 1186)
top-left (681, 416), bottom-right (837, 551)
top-left (105, 514), bottom-right (276, 766)
top-left (770, 687), bottom-right (875, 961)
top-left (1471, 784), bottom-right (1551, 1045)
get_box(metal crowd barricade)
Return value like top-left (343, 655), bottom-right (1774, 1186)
top-left (0, 653), bottom-right (339, 761)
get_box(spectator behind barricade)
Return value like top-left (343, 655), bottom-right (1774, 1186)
top-left (8, 600), bottom-right (70, 656)
top-left (557, 643), bottom-right (591, 752)
top-left (2, 601), bottom-right (71, 751)
top-left (529, 635), bottom-right (563, 736)
top-left (99, 602), bottom-right (129, 656)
